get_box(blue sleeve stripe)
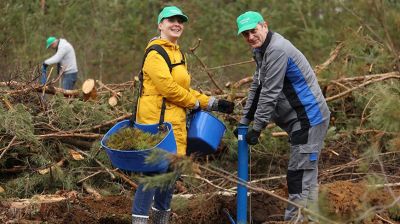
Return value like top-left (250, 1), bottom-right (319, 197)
top-left (286, 58), bottom-right (323, 126)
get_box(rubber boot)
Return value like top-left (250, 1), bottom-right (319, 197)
top-left (132, 215), bottom-right (148, 224)
top-left (151, 209), bottom-right (170, 224)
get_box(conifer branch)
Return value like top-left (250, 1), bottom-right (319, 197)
top-left (326, 73), bottom-right (400, 102)
top-left (0, 136), bottom-right (16, 160)
top-left (314, 42), bottom-right (344, 76)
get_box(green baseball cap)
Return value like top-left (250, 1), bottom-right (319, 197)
top-left (157, 6), bottom-right (188, 24)
top-left (46, 36), bottom-right (57, 49)
top-left (236, 11), bottom-right (264, 35)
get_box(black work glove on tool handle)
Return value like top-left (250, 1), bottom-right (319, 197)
top-left (212, 99), bottom-right (234, 114)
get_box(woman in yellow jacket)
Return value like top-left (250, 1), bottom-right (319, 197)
top-left (131, 6), bottom-right (234, 224)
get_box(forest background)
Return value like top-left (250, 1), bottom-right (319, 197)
top-left (1, 0), bottom-right (400, 223)
top-left (1, 0), bottom-right (398, 84)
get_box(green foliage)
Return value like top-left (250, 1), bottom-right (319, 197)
top-left (0, 104), bottom-right (38, 144)
top-left (3, 168), bottom-right (74, 198)
top-left (48, 94), bottom-right (112, 130)
top-left (140, 171), bottom-right (178, 191)
top-left (1, 4), bottom-right (400, 222)
top-left (325, 126), bottom-right (340, 142)
top-left (368, 83), bottom-right (400, 132)
top-left (2, 0), bottom-right (399, 86)
top-left (106, 127), bottom-right (167, 150)
top-left (90, 141), bottom-right (112, 167)
top-left (170, 196), bottom-right (189, 212)
top-left (30, 152), bottom-right (52, 167)
top-left (388, 135), bottom-right (400, 152)
top-left (388, 204), bottom-right (400, 221)
top-left (140, 154), bottom-right (200, 191)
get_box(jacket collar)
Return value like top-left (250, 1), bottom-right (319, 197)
top-left (55, 39), bottom-right (60, 51)
top-left (146, 37), bottom-right (180, 51)
top-left (253, 31), bottom-right (273, 55)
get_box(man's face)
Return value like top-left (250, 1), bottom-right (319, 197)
top-left (241, 23), bottom-right (268, 48)
top-left (50, 40), bottom-right (58, 49)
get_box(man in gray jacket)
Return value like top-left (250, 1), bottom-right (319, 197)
top-left (235, 11), bottom-right (330, 222)
top-left (41, 36), bottom-right (78, 90)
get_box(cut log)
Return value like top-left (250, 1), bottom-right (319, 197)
top-left (82, 79), bottom-right (97, 101)
top-left (9, 195), bottom-right (66, 208)
top-left (60, 138), bottom-right (94, 150)
top-left (233, 76), bottom-right (253, 88)
top-left (271, 132), bottom-right (288, 137)
top-left (112, 169), bottom-right (138, 189)
top-left (82, 182), bottom-right (102, 200)
top-left (108, 95), bottom-right (118, 107)
top-left (0, 166), bottom-right (27, 174)
top-left (7, 195), bottom-right (67, 220)
top-left (37, 159), bottom-right (65, 175)
top-left (82, 79), bottom-right (95, 94)
top-left (1, 97), bottom-right (13, 110)
top-left (69, 149), bottom-right (84, 161)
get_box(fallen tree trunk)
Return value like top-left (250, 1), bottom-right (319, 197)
top-left (0, 84), bottom-right (80, 96)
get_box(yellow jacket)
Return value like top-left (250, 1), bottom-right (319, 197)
top-left (136, 38), bottom-right (210, 156)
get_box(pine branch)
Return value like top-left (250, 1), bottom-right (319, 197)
top-left (0, 136), bottom-right (17, 160)
top-left (326, 73), bottom-right (400, 102)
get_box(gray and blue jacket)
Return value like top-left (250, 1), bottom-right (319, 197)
top-left (240, 32), bottom-right (330, 136)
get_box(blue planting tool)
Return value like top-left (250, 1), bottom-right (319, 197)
top-left (237, 126), bottom-right (249, 224)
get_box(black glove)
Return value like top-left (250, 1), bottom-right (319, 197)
top-left (233, 123), bottom-right (246, 138)
top-left (215, 99), bottom-right (234, 114)
top-left (246, 128), bottom-right (261, 145)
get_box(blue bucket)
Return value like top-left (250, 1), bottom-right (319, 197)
top-left (101, 120), bottom-right (177, 172)
top-left (187, 111), bottom-right (226, 155)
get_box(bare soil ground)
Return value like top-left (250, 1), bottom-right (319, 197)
top-left (1, 181), bottom-right (398, 224)
top-left (1, 137), bottom-right (399, 223)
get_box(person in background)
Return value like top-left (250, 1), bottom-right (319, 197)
top-left (131, 6), bottom-right (234, 224)
top-left (41, 36), bottom-right (78, 90)
top-left (234, 11), bottom-right (330, 222)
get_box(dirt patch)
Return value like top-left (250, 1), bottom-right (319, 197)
top-left (171, 195), bottom-right (231, 224)
top-left (320, 180), bottom-right (399, 223)
top-left (250, 190), bottom-right (287, 222)
top-left (170, 188), bottom-right (287, 224)
top-left (1, 181), bottom-right (398, 223)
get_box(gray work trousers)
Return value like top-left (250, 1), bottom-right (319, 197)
top-left (284, 119), bottom-right (329, 222)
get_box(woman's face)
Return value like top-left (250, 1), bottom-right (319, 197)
top-left (159, 16), bottom-right (185, 43)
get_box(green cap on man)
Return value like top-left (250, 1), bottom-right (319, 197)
top-left (236, 11), bottom-right (264, 35)
top-left (157, 6), bottom-right (188, 24)
top-left (46, 36), bottom-right (57, 49)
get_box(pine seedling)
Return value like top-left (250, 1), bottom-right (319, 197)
top-left (106, 127), bottom-right (167, 150)
top-left (140, 155), bottom-right (201, 191)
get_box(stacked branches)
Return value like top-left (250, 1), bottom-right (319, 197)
top-left (0, 73), bottom-right (136, 198)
